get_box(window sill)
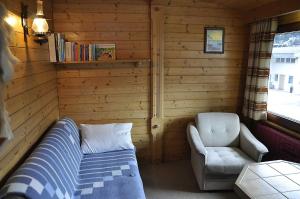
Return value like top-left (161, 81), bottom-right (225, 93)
top-left (266, 112), bottom-right (300, 139)
top-left (268, 111), bottom-right (300, 125)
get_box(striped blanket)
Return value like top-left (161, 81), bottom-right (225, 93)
top-left (0, 118), bottom-right (145, 199)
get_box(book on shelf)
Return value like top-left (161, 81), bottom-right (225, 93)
top-left (65, 42), bottom-right (72, 62)
top-left (48, 34), bottom-right (56, 62)
top-left (47, 33), bottom-right (116, 63)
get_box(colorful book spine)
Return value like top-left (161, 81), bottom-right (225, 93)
top-left (49, 34), bottom-right (117, 63)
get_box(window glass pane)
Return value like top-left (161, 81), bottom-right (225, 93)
top-left (288, 76), bottom-right (294, 83)
top-left (269, 31), bottom-right (300, 123)
top-left (291, 58), bottom-right (296, 63)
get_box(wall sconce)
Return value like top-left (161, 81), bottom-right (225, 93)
top-left (21, 0), bottom-right (49, 45)
top-left (4, 13), bottom-right (18, 27)
top-left (32, 0), bottom-right (49, 44)
top-left (21, 3), bottom-right (28, 42)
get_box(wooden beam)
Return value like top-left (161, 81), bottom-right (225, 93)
top-left (279, 11), bottom-right (300, 25)
top-left (150, 5), bottom-right (165, 163)
top-left (245, 0), bottom-right (300, 23)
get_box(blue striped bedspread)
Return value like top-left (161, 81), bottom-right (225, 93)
top-left (0, 118), bottom-right (146, 199)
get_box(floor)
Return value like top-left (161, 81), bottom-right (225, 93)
top-left (140, 160), bottom-right (239, 199)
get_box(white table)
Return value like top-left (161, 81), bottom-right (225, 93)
top-left (234, 160), bottom-right (300, 199)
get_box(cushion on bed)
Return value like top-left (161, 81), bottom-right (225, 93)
top-left (80, 123), bottom-right (135, 154)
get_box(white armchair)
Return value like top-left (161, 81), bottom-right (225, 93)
top-left (187, 112), bottom-right (268, 190)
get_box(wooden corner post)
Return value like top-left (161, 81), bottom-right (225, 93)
top-left (151, 5), bottom-right (165, 163)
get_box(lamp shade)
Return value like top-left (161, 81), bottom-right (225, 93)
top-left (32, 17), bottom-right (48, 33)
top-left (32, 0), bottom-right (48, 34)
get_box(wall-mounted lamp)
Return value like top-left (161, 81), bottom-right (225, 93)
top-left (21, 0), bottom-right (50, 45)
top-left (4, 13), bottom-right (18, 27)
top-left (32, 0), bottom-right (49, 44)
top-left (21, 3), bottom-right (28, 42)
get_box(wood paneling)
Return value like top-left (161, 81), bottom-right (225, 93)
top-left (0, 0), bottom-right (251, 174)
top-left (53, 0), bottom-right (151, 162)
top-left (163, 0), bottom-right (248, 161)
top-left (1, 0), bottom-right (287, 184)
top-left (151, 5), bottom-right (165, 162)
top-left (53, 0), bottom-right (150, 60)
top-left (53, 0), bottom-right (249, 163)
top-left (245, 0), bottom-right (300, 23)
top-left (0, 0), bottom-right (59, 182)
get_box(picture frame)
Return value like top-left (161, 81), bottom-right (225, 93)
top-left (95, 44), bottom-right (116, 61)
top-left (204, 27), bottom-right (225, 54)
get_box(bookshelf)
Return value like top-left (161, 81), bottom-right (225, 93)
top-left (49, 33), bottom-right (150, 67)
top-left (54, 59), bottom-right (151, 67)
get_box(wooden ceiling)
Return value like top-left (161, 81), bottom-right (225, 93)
top-left (156, 0), bottom-right (300, 23)
top-left (209, 0), bottom-right (279, 11)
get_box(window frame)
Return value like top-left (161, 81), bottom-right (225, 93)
top-left (267, 29), bottom-right (300, 135)
top-left (267, 112), bottom-right (300, 134)
top-left (268, 13), bottom-right (300, 135)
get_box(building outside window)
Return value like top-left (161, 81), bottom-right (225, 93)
top-left (268, 31), bottom-right (300, 123)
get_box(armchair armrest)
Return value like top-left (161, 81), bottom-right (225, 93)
top-left (240, 123), bottom-right (268, 162)
top-left (187, 122), bottom-right (207, 159)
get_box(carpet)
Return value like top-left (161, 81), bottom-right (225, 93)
top-left (140, 160), bottom-right (239, 199)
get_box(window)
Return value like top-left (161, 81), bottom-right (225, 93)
top-left (268, 31), bottom-right (300, 123)
top-left (288, 76), bottom-right (294, 84)
top-left (291, 58), bottom-right (296, 63)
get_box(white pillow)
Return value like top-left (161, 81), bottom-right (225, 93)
top-left (80, 123), bottom-right (134, 154)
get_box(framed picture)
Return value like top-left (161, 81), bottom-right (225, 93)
top-left (204, 27), bottom-right (224, 54)
top-left (95, 44), bottom-right (116, 61)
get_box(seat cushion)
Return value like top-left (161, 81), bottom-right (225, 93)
top-left (206, 147), bottom-right (254, 175)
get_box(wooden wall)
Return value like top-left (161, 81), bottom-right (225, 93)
top-left (53, 0), bottom-right (248, 162)
top-left (53, 0), bottom-right (151, 162)
top-left (0, 0), bottom-right (59, 181)
top-left (0, 0), bottom-right (249, 176)
top-left (52, 0), bottom-right (249, 162)
top-left (162, 1), bottom-right (249, 160)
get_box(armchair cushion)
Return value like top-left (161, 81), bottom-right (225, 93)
top-left (240, 123), bottom-right (268, 162)
top-left (206, 147), bottom-right (254, 175)
top-left (187, 123), bottom-right (207, 158)
top-left (195, 113), bottom-right (240, 147)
